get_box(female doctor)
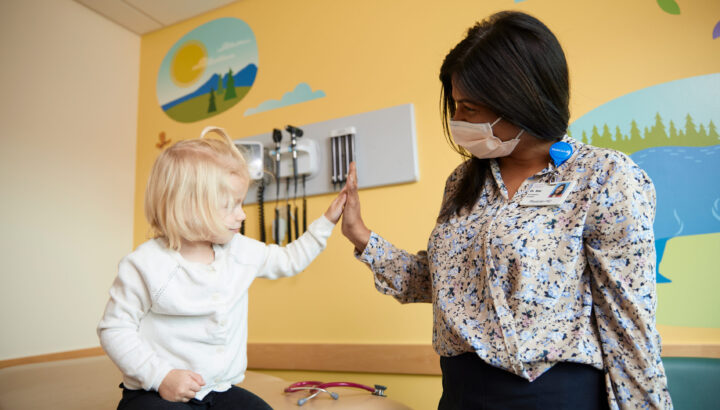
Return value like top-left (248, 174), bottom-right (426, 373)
top-left (340, 11), bottom-right (672, 410)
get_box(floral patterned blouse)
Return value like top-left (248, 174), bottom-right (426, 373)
top-left (356, 136), bottom-right (672, 409)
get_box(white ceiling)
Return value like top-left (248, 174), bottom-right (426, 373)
top-left (74, 0), bottom-right (239, 35)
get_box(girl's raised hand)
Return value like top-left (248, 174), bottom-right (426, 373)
top-left (324, 183), bottom-right (348, 224)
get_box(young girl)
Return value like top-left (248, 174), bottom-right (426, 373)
top-left (98, 127), bottom-right (347, 409)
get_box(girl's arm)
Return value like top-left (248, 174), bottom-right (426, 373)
top-left (251, 216), bottom-right (336, 279)
top-left (584, 155), bottom-right (672, 409)
top-left (246, 186), bottom-right (347, 280)
top-left (97, 258), bottom-right (175, 392)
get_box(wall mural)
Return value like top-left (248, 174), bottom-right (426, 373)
top-left (244, 82), bottom-right (326, 116)
top-left (156, 17), bottom-right (258, 123)
top-left (155, 131), bottom-right (171, 149)
top-left (657, 0), bottom-right (681, 15)
top-left (569, 73), bottom-right (719, 293)
top-left (655, 0), bottom-right (720, 41)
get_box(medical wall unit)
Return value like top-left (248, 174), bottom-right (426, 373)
top-left (236, 103), bottom-right (419, 204)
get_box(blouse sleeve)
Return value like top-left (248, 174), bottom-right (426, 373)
top-left (353, 163), bottom-right (467, 304)
top-left (356, 233), bottom-right (432, 304)
top-left (583, 153), bottom-right (672, 409)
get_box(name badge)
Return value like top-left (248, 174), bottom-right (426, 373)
top-left (520, 181), bottom-right (575, 206)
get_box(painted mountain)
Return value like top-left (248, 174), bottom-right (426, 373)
top-left (160, 64), bottom-right (257, 122)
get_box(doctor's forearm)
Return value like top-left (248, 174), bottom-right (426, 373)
top-left (345, 225), bottom-right (371, 253)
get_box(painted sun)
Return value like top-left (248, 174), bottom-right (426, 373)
top-left (170, 41), bottom-right (207, 87)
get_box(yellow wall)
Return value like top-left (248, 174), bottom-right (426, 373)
top-left (134, 1), bottom-right (720, 408)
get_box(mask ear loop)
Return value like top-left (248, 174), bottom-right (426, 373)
top-left (491, 117), bottom-right (525, 141)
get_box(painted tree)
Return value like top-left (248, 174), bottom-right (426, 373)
top-left (599, 124), bottom-right (613, 148)
top-left (698, 124), bottom-right (708, 140)
top-left (684, 113), bottom-right (698, 141)
top-left (644, 113), bottom-right (669, 147)
top-left (208, 88), bottom-right (217, 113)
top-left (611, 126), bottom-right (629, 153)
top-left (697, 121), bottom-right (718, 146)
top-left (581, 130), bottom-right (589, 145)
top-left (708, 120), bottom-right (719, 141)
top-left (224, 68), bottom-right (237, 100)
top-left (590, 125), bottom-right (601, 146)
top-left (668, 120), bottom-right (678, 142)
top-left (623, 127), bottom-right (630, 141)
top-left (629, 120), bottom-right (642, 141)
top-left (614, 126), bottom-right (623, 143)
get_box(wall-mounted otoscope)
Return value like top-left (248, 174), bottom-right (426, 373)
top-left (272, 128), bottom-right (283, 172)
top-left (286, 125), bottom-right (303, 192)
top-left (272, 128), bottom-right (283, 244)
top-left (286, 125), bottom-right (304, 240)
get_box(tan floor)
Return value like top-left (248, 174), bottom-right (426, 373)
top-left (0, 355), bottom-right (411, 410)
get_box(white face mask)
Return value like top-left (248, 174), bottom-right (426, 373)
top-left (450, 118), bottom-right (524, 159)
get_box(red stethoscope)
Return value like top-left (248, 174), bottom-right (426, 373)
top-left (284, 381), bottom-right (387, 406)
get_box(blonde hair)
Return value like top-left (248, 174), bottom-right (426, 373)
top-left (145, 127), bottom-right (249, 250)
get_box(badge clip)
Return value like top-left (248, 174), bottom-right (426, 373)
top-left (549, 141), bottom-right (573, 167)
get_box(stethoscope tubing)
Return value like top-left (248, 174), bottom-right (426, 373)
top-left (284, 380), bottom-right (387, 407)
top-left (285, 380), bottom-right (375, 394)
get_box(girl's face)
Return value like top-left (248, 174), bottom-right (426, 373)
top-left (215, 173), bottom-right (248, 244)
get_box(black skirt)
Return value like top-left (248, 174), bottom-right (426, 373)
top-left (439, 353), bottom-right (609, 410)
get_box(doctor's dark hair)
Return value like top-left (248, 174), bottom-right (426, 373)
top-left (438, 11), bottom-right (570, 221)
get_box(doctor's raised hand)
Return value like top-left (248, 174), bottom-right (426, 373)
top-left (340, 162), bottom-right (371, 252)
